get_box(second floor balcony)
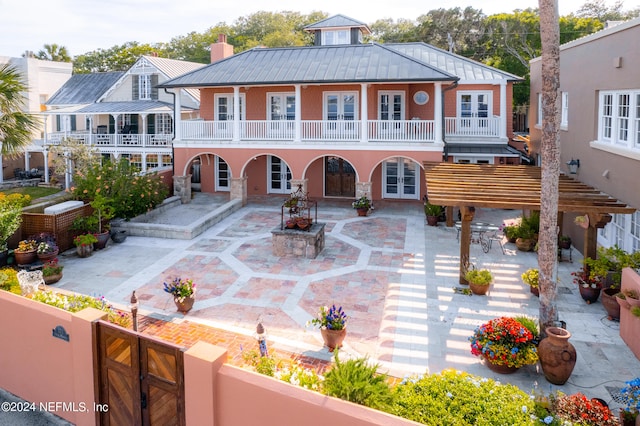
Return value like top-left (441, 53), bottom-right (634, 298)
top-left (179, 117), bottom-right (502, 144)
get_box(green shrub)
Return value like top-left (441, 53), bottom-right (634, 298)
top-left (242, 349), bottom-right (322, 391)
top-left (322, 353), bottom-right (393, 410)
top-left (0, 267), bottom-right (21, 294)
top-left (390, 369), bottom-right (536, 425)
top-left (514, 315), bottom-right (540, 338)
top-left (71, 159), bottom-right (168, 220)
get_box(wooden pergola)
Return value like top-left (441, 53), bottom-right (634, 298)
top-left (423, 162), bottom-right (636, 283)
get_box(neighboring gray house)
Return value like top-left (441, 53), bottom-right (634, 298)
top-left (529, 17), bottom-right (640, 253)
top-left (44, 55), bottom-right (204, 174)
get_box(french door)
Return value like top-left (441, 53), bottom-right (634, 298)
top-left (268, 156), bottom-right (291, 194)
top-left (324, 92), bottom-right (357, 137)
top-left (378, 91), bottom-right (405, 137)
top-left (268, 93), bottom-right (295, 138)
top-left (383, 158), bottom-right (419, 199)
top-left (215, 156), bottom-right (230, 191)
top-left (458, 92), bottom-right (490, 131)
top-left (214, 94), bottom-right (244, 138)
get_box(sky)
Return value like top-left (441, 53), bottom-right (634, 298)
top-left (1, 0), bottom-right (638, 58)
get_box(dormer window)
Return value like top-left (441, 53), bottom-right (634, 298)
top-left (322, 30), bottom-right (350, 46)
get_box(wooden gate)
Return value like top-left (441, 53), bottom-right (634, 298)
top-left (94, 320), bottom-right (186, 425)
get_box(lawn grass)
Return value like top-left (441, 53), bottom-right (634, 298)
top-left (1, 186), bottom-right (64, 201)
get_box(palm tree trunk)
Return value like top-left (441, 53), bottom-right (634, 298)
top-left (538, 0), bottom-right (561, 335)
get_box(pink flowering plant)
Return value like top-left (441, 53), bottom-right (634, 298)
top-left (163, 277), bottom-right (196, 302)
top-left (469, 316), bottom-right (538, 368)
top-left (307, 304), bottom-right (347, 330)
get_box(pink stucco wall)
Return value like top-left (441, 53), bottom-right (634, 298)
top-left (0, 291), bottom-right (105, 425)
top-left (620, 267), bottom-right (640, 360)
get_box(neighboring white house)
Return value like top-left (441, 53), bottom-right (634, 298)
top-left (0, 55), bottom-right (72, 182)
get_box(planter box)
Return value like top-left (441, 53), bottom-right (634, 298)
top-left (620, 267), bottom-right (640, 361)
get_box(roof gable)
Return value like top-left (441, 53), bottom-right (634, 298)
top-left (387, 43), bottom-right (523, 82)
top-left (160, 43), bottom-right (457, 88)
top-left (304, 14), bottom-right (371, 35)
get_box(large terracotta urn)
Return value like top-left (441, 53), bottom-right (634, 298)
top-left (538, 326), bottom-right (577, 385)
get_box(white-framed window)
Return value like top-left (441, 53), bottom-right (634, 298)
top-left (598, 89), bottom-right (640, 149)
top-left (139, 74), bottom-right (152, 100)
top-left (378, 91), bottom-right (405, 121)
top-left (146, 154), bottom-right (158, 169)
top-left (156, 113), bottom-right (172, 134)
top-left (561, 92), bottom-right (569, 128)
top-left (268, 93), bottom-right (296, 121)
top-left (322, 30), bottom-right (350, 45)
top-left (598, 211), bottom-right (640, 252)
top-left (215, 94), bottom-right (245, 121)
top-left (537, 93), bottom-right (543, 126)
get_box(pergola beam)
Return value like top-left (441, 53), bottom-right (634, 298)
top-left (424, 162), bottom-right (636, 284)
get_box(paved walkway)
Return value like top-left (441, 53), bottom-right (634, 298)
top-left (52, 194), bottom-right (640, 411)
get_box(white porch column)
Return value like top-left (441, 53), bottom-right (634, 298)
top-left (294, 84), bottom-right (301, 142)
top-left (233, 86), bottom-right (240, 142)
top-left (140, 114), bottom-right (147, 135)
top-left (43, 116), bottom-right (49, 183)
top-left (24, 152), bottom-right (30, 171)
top-left (360, 83), bottom-right (368, 143)
top-left (434, 82), bottom-right (443, 143)
top-left (174, 89), bottom-right (182, 141)
top-left (142, 154), bottom-right (147, 172)
top-left (499, 81), bottom-right (507, 140)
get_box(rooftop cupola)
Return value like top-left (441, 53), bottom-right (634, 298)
top-left (303, 14), bottom-right (371, 46)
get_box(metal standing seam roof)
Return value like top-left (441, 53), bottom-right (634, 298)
top-left (387, 43), bottom-right (524, 82)
top-left (142, 55), bottom-right (205, 101)
top-left (46, 72), bottom-right (124, 105)
top-left (159, 43), bottom-right (458, 88)
top-left (303, 14), bottom-right (371, 35)
top-left (42, 100), bottom-right (194, 115)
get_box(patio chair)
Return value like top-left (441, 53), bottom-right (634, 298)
top-left (17, 269), bottom-right (45, 296)
top-left (487, 230), bottom-right (506, 254)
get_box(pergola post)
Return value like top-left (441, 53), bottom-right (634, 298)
top-left (459, 206), bottom-right (475, 284)
top-left (583, 213), bottom-right (612, 262)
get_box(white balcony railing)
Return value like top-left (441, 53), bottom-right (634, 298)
top-left (445, 117), bottom-right (500, 138)
top-left (368, 120), bottom-right (434, 141)
top-left (46, 133), bottom-right (173, 148)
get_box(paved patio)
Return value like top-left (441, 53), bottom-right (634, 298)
top-left (52, 194), bottom-right (640, 410)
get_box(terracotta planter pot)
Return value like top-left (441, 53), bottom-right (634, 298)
top-left (617, 295), bottom-right (631, 310)
top-left (94, 231), bottom-right (110, 250)
top-left (515, 238), bottom-right (535, 252)
top-left (426, 215), bottom-right (438, 226)
top-left (469, 282), bottom-right (490, 295)
top-left (356, 208), bottom-right (368, 217)
top-left (320, 328), bottom-right (346, 352)
top-left (174, 296), bottom-right (195, 313)
top-left (14, 249), bottom-right (37, 265)
top-left (37, 250), bottom-right (59, 262)
top-left (601, 288), bottom-right (621, 321)
top-left (627, 295), bottom-right (640, 308)
top-left (530, 286), bottom-right (540, 297)
top-left (76, 244), bottom-right (93, 258)
top-left (484, 356), bottom-right (519, 374)
top-left (43, 272), bottom-right (63, 285)
top-left (579, 285), bottom-right (601, 304)
top-left (538, 326), bottom-right (577, 385)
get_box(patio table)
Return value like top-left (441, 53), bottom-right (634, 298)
top-left (455, 222), bottom-right (499, 253)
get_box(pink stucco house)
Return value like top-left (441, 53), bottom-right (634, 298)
top-left (160, 15), bottom-right (524, 203)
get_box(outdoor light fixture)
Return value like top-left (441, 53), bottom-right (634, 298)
top-left (255, 321), bottom-right (268, 357)
top-left (566, 158), bottom-right (580, 174)
top-left (130, 291), bottom-right (139, 332)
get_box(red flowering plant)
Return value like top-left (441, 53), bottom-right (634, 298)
top-left (468, 316), bottom-right (538, 368)
top-left (571, 267), bottom-right (602, 289)
top-left (549, 392), bottom-right (617, 425)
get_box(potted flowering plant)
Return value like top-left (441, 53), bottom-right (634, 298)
top-left (37, 241), bottom-right (59, 261)
top-left (163, 277), bottom-right (196, 313)
top-left (619, 377), bottom-right (640, 425)
top-left (14, 239), bottom-right (37, 265)
top-left (572, 267), bottom-right (602, 304)
top-left (352, 196), bottom-right (372, 216)
top-left (465, 267), bottom-right (493, 295)
top-left (74, 234), bottom-right (98, 258)
top-left (468, 316), bottom-right (539, 373)
top-left (521, 268), bottom-right (540, 297)
top-left (308, 304), bottom-right (348, 352)
top-left (42, 258), bottom-right (64, 284)
top-left (550, 392), bottom-right (618, 425)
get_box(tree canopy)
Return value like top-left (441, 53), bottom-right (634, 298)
top-left (28, 3), bottom-right (640, 105)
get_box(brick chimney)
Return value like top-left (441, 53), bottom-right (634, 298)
top-left (210, 34), bottom-right (233, 63)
